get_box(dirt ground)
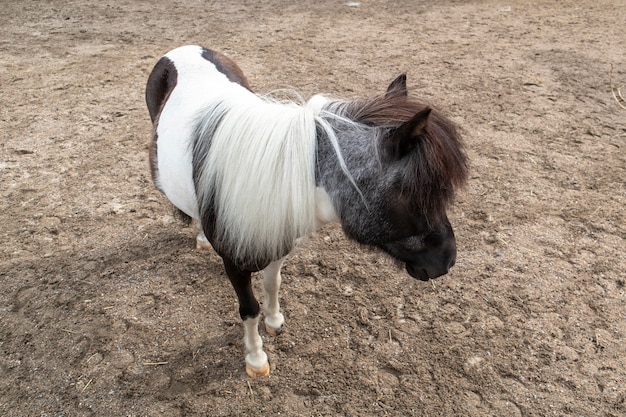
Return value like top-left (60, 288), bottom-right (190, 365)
top-left (1, 0), bottom-right (625, 416)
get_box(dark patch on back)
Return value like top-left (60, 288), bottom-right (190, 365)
top-left (145, 56), bottom-right (179, 187)
top-left (200, 48), bottom-right (252, 90)
top-left (146, 56), bottom-right (178, 123)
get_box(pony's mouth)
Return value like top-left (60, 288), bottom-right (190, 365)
top-left (406, 263), bottom-right (429, 281)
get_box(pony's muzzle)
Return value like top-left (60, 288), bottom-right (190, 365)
top-left (405, 260), bottom-right (452, 281)
top-left (406, 263), bottom-right (431, 281)
top-left (405, 240), bottom-right (457, 281)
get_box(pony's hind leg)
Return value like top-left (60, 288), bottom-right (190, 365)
top-left (172, 209), bottom-right (211, 250)
top-left (262, 257), bottom-right (286, 336)
top-left (195, 230), bottom-right (212, 250)
top-left (222, 257), bottom-right (270, 377)
top-left (194, 222), bottom-right (213, 250)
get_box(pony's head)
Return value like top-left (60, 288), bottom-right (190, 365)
top-left (324, 74), bottom-right (468, 281)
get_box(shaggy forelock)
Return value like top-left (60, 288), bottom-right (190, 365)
top-left (343, 95), bottom-right (469, 219)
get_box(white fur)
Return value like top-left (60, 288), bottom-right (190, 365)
top-left (260, 191), bottom-right (336, 339)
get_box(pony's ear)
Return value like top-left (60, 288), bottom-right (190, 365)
top-left (385, 74), bottom-right (408, 98)
top-left (386, 107), bottom-right (432, 159)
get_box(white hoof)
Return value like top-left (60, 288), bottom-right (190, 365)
top-left (195, 233), bottom-right (212, 250)
top-left (246, 362), bottom-right (270, 377)
top-left (245, 351), bottom-right (270, 377)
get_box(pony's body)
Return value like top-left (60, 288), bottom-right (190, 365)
top-left (146, 45), bottom-right (468, 377)
top-left (149, 46), bottom-right (335, 267)
top-left (148, 46), bottom-right (255, 222)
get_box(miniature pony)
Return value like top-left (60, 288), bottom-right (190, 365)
top-left (146, 45), bottom-right (467, 376)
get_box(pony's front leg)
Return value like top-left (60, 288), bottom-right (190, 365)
top-left (223, 258), bottom-right (270, 377)
top-left (242, 315), bottom-right (268, 377)
top-left (262, 257), bottom-right (286, 336)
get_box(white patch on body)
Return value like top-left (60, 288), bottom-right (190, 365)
top-left (154, 45), bottom-right (249, 220)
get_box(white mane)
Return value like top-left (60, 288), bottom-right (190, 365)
top-left (194, 92), bottom-right (336, 264)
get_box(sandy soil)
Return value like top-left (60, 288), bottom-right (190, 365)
top-left (1, 0), bottom-right (625, 415)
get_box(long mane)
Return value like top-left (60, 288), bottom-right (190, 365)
top-left (192, 92), bottom-right (336, 267)
top-left (341, 95), bottom-right (468, 219)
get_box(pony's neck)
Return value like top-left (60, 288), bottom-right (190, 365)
top-left (315, 102), bottom-right (380, 225)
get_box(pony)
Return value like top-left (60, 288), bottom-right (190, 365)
top-left (145, 45), bottom-right (468, 377)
